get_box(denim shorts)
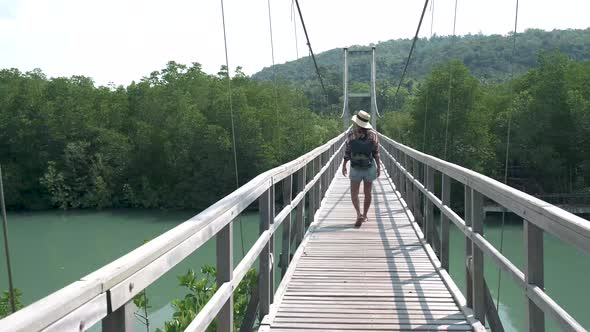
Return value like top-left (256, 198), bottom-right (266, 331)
top-left (350, 163), bottom-right (377, 183)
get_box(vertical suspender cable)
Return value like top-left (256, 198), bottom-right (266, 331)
top-left (267, 0), bottom-right (281, 160)
top-left (0, 165), bottom-right (16, 313)
top-left (219, 0), bottom-right (245, 257)
top-left (443, 0), bottom-right (459, 160)
top-left (291, 0), bottom-right (299, 60)
top-left (422, 0), bottom-right (435, 152)
top-left (497, 0), bottom-right (519, 311)
top-left (291, 0), bottom-right (306, 153)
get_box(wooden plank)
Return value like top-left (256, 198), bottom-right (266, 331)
top-left (41, 293), bottom-right (106, 332)
top-left (381, 167), bottom-right (486, 332)
top-left (269, 322), bottom-right (473, 330)
top-left (273, 317), bottom-right (469, 324)
top-left (0, 280), bottom-right (102, 332)
top-left (265, 173), bottom-right (480, 332)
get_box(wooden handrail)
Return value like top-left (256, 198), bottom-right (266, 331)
top-left (379, 133), bottom-right (588, 332)
top-left (0, 131), bottom-right (347, 332)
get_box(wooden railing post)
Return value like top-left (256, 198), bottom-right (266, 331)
top-left (314, 157), bottom-right (321, 216)
top-left (471, 188), bottom-right (486, 324)
top-left (330, 144), bottom-right (336, 179)
top-left (404, 154), bottom-right (413, 211)
top-left (383, 146), bottom-right (390, 179)
top-left (102, 301), bottom-right (134, 332)
top-left (399, 151), bottom-right (406, 198)
top-left (258, 187), bottom-right (271, 320)
top-left (280, 175), bottom-right (293, 278)
top-left (216, 220), bottom-right (233, 331)
top-left (321, 152), bottom-right (328, 199)
top-left (309, 160), bottom-right (316, 225)
top-left (441, 174), bottom-right (451, 270)
top-left (412, 160), bottom-right (421, 225)
top-left (269, 183), bottom-right (276, 301)
top-left (394, 149), bottom-right (400, 190)
top-left (425, 166), bottom-right (434, 246)
top-left (295, 166), bottom-right (306, 246)
top-left (464, 185), bottom-right (473, 308)
top-left (525, 220), bottom-right (545, 332)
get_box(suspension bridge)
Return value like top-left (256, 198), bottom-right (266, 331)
top-left (1, 124), bottom-right (589, 332)
top-left (1, 0), bottom-right (589, 332)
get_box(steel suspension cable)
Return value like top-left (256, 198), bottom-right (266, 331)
top-left (291, 0), bottom-right (306, 152)
top-left (497, 0), bottom-right (520, 311)
top-left (267, 0), bottom-right (281, 158)
top-left (294, 0), bottom-right (328, 102)
top-left (422, 0), bottom-right (435, 152)
top-left (219, 0), bottom-right (245, 257)
top-left (443, 0), bottom-right (459, 160)
top-left (393, 0), bottom-right (430, 103)
top-left (291, 0), bottom-right (299, 60)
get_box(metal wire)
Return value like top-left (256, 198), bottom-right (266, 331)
top-left (422, 0), bottom-right (435, 152)
top-left (443, 0), bottom-right (459, 160)
top-left (0, 164), bottom-right (16, 313)
top-left (219, 0), bottom-right (245, 257)
top-left (497, 0), bottom-right (520, 312)
top-left (294, 0), bottom-right (328, 98)
top-left (393, 0), bottom-right (430, 104)
top-left (267, 0), bottom-right (281, 158)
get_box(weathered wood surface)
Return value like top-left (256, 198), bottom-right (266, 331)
top-left (262, 172), bottom-right (476, 331)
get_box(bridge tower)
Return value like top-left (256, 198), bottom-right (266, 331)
top-left (342, 46), bottom-right (378, 130)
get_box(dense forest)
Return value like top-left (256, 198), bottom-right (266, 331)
top-left (254, 28), bottom-right (590, 113)
top-left (1, 28), bottom-right (589, 211)
top-left (254, 28), bottom-right (590, 196)
top-left (379, 53), bottom-right (590, 195)
top-left (0, 62), bottom-right (339, 210)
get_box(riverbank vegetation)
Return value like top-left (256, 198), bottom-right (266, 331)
top-left (378, 51), bottom-right (590, 195)
top-left (0, 289), bottom-right (23, 319)
top-left (0, 63), bottom-right (339, 210)
top-left (253, 29), bottom-right (590, 196)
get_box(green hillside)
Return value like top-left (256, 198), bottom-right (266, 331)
top-left (253, 28), bottom-right (590, 84)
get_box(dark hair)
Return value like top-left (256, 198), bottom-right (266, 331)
top-left (355, 126), bottom-right (368, 138)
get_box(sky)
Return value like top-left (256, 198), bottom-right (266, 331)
top-left (0, 0), bottom-right (588, 87)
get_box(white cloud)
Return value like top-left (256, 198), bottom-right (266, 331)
top-left (0, 0), bottom-right (588, 86)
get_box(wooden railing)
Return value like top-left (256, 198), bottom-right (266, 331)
top-left (0, 132), bottom-right (347, 332)
top-left (379, 133), bottom-right (590, 332)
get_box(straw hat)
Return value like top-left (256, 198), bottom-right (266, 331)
top-left (351, 110), bottom-right (372, 129)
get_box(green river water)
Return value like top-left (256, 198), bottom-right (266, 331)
top-left (0, 210), bottom-right (588, 331)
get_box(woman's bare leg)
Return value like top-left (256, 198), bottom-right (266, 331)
top-left (351, 181), bottom-right (362, 219)
top-left (363, 180), bottom-right (373, 220)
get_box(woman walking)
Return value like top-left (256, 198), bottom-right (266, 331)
top-left (341, 110), bottom-right (381, 227)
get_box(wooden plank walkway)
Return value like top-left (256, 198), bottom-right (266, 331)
top-left (261, 169), bottom-right (476, 331)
